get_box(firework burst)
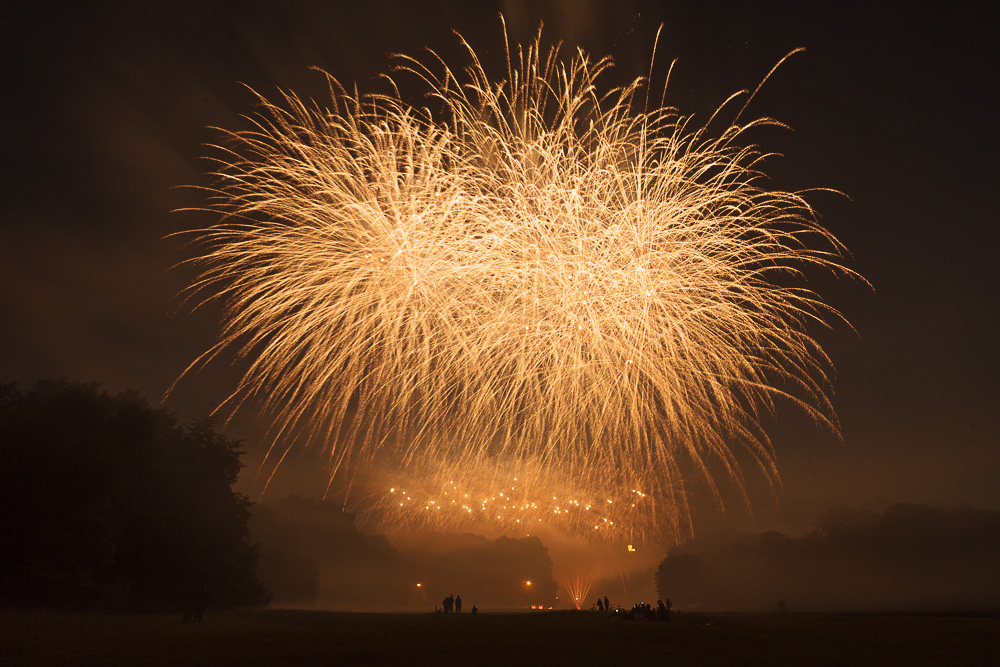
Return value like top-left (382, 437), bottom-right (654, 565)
top-left (176, 22), bottom-right (858, 544)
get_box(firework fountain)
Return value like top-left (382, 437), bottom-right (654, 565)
top-left (561, 569), bottom-right (598, 610)
top-left (176, 21), bottom-right (858, 550)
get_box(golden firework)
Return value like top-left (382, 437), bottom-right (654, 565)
top-left (176, 22), bottom-right (859, 543)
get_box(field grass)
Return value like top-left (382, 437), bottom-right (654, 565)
top-left (3, 608), bottom-right (998, 666)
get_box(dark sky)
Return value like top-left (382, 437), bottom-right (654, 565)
top-left (3, 1), bottom-right (997, 537)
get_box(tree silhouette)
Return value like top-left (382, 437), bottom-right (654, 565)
top-left (0, 380), bottom-right (268, 610)
top-left (655, 504), bottom-right (1000, 611)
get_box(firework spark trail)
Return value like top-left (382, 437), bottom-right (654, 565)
top-left (561, 569), bottom-right (597, 610)
top-left (176, 23), bottom-right (859, 544)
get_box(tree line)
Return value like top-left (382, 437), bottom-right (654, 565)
top-left (0, 380), bottom-right (268, 611)
top-left (252, 496), bottom-right (559, 609)
top-left (0, 379), bottom-right (560, 613)
top-left (655, 503), bottom-right (1000, 612)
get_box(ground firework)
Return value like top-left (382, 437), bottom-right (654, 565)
top-left (561, 569), bottom-right (598, 610)
top-left (177, 23), bottom-right (857, 544)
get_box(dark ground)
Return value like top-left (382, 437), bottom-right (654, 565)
top-left (3, 609), bottom-right (998, 666)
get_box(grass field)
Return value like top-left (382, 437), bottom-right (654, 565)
top-left (4, 608), bottom-right (998, 666)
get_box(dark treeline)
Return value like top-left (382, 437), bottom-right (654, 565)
top-left (0, 379), bottom-right (561, 612)
top-left (251, 497), bottom-right (399, 607)
top-left (656, 503), bottom-right (1000, 612)
top-left (253, 497), bottom-right (559, 610)
top-left (0, 380), bottom-right (268, 611)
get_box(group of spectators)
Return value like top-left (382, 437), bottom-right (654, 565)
top-left (434, 591), bottom-right (670, 618)
top-left (438, 594), bottom-right (477, 614)
top-left (594, 596), bottom-right (671, 621)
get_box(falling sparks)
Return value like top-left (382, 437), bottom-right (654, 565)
top-left (178, 20), bottom-right (859, 544)
top-left (383, 478), bottom-right (645, 539)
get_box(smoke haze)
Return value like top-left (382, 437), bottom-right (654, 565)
top-left (656, 504), bottom-right (1000, 612)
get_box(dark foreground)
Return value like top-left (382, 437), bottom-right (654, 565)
top-left (4, 609), bottom-right (998, 666)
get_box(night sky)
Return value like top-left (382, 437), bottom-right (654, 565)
top-left (3, 1), bottom-right (997, 538)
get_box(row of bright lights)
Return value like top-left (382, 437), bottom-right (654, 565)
top-left (389, 485), bottom-right (653, 530)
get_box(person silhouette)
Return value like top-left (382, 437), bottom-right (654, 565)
top-left (471, 604), bottom-right (478, 614)
top-left (603, 596), bottom-right (610, 611)
top-left (455, 595), bottom-right (463, 613)
top-left (596, 597), bottom-right (604, 611)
